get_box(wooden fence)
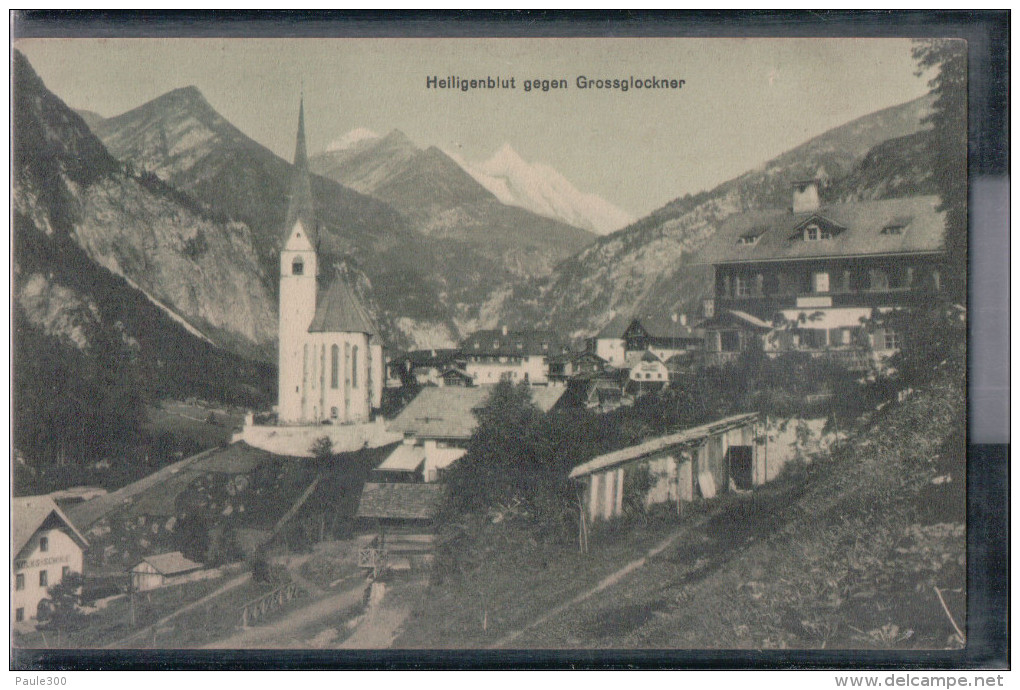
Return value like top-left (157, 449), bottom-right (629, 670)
top-left (239, 581), bottom-right (304, 628)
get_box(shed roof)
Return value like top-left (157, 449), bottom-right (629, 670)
top-left (568, 413), bottom-right (759, 478)
top-left (698, 310), bottom-right (773, 331)
top-left (377, 444), bottom-right (426, 473)
top-left (387, 385), bottom-right (566, 439)
top-left (13, 495), bottom-right (88, 558)
top-left (355, 483), bottom-right (445, 520)
top-left (700, 196), bottom-right (945, 265)
top-left (132, 551), bottom-right (202, 576)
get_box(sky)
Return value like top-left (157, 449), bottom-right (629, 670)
top-left (16, 38), bottom-right (932, 218)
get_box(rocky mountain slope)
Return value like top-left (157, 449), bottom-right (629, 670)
top-left (495, 94), bottom-right (937, 339)
top-left (447, 143), bottom-right (635, 235)
top-left (13, 51), bottom-right (276, 361)
top-left (12, 51), bottom-right (275, 471)
top-left (310, 130), bottom-right (595, 307)
top-left (87, 92), bottom-right (593, 348)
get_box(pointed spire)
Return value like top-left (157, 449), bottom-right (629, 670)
top-left (284, 96), bottom-right (316, 246)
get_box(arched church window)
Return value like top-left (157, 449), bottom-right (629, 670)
top-left (344, 343), bottom-right (351, 387)
top-left (330, 345), bottom-right (339, 389)
top-left (352, 346), bottom-right (359, 388)
top-left (292, 258), bottom-right (304, 275)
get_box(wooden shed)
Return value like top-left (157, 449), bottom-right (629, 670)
top-left (129, 552), bottom-right (203, 592)
top-left (568, 413), bottom-right (763, 526)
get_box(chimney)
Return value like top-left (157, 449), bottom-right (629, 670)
top-left (501, 325), bottom-right (508, 336)
top-left (792, 180), bottom-right (820, 213)
top-left (671, 313), bottom-right (678, 323)
top-left (679, 313), bottom-right (687, 326)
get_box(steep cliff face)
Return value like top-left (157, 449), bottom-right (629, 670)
top-left (496, 95), bottom-right (937, 339)
top-left (87, 89), bottom-right (464, 349)
top-left (13, 52), bottom-right (277, 360)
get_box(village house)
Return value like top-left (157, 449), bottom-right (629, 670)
top-left (128, 551), bottom-right (206, 592)
top-left (386, 349), bottom-right (463, 388)
top-left (13, 495), bottom-right (88, 626)
top-left (568, 413), bottom-right (763, 529)
top-left (587, 313), bottom-right (702, 369)
top-left (461, 326), bottom-right (569, 385)
top-left (548, 351), bottom-right (609, 382)
top-left (624, 350), bottom-right (670, 398)
top-left (699, 182), bottom-right (947, 368)
top-left (380, 385), bottom-right (567, 483)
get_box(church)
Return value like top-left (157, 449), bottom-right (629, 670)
top-left (276, 100), bottom-right (384, 425)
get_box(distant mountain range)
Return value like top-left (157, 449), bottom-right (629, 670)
top-left (493, 94), bottom-right (938, 338)
top-left (444, 144), bottom-right (634, 235)
top-left (318, 129), bottom-right (633, 235)
top-left (16, 43), bottom-right (938, 399)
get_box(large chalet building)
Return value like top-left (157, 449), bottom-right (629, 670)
top-left (460, 326), bottom-right (569, 385)
top-left (699, 182), bottom-right (947, 367)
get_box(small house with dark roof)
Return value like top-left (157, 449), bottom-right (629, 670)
top-left (13, 495), bottom-right (88, 625)
top-left (699, 183), bottom-right (947, 364)
top-left (460, 326), bottom-right (568, 385)
top-left (276, 99), bottom-right (384, 425)
top-left (587, 313), bottom-right (702, 369)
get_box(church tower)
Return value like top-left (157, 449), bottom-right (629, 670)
top-left (278, 98), bottom-right (318, 423)
top-left (275, 98), bottom-right (386, 427)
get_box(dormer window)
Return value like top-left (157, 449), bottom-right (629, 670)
top-left (881, 224), bottom-right (905, 235)
top-left (493, 341), bottom-right (500, 349)
top-left (737, 232), bottom-right (761, 245)
top-left (292, 258), bottom-right (304, 275)
top-left (803, 224), bottom-right (832, 241)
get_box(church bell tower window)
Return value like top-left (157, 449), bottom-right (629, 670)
top-left (292, 258), bottom-right (304, 275)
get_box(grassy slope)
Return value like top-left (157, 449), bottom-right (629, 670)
top-left (395, 373), bottom-right (965, 649)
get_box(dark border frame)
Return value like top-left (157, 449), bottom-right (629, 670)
top-left (10, 9), bottom-right (1009, 671)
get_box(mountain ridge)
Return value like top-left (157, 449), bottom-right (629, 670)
top-left (493, 93), bottom-right (938, 339)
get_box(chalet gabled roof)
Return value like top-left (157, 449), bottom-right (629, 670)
top-left (460, 329), bottom-right (566, 357)
top-left (701, 196), bottom-right (945, 265)
top-left (133, 551), bottom-right (202, 576)
top-left (13, 496), bottom-right (88, 559)
top-left (308, 273), bottom-right (380, 336)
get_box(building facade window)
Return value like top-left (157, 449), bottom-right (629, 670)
top-left (331, 406), bottom-right (339, 419)
top-left (15, 574), bottom-right (24, 591)
top-left (39, 571), bottom-right (48, 588)
top-left (62, 566), bottom-right (70, 580)
top-left (812, 272), bottom-right (830, 293)
top-left (15, 608), bottom-right (23, 623)
top-left (330, 345), bottom-right (339, 389)
top-left (352, 346), bottom-right (358, 388)
top-left (39, 536), bottom-right (48, 552)
top-left (292, 258), bottom-right (304, 275)
top-left (734, 276), bottom-right (750, 297)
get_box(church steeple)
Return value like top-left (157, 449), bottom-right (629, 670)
top-left (284, 96), bottom-right (316, 247)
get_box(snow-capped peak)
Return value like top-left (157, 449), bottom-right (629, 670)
top-left (445, 144), bottom-right (635, 235)
top-left (326, 128), bottom-right (380, 152)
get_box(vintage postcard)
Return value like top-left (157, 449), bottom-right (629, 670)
top-left (12, 34), bottom-right (969, 655)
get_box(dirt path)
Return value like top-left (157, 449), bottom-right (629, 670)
top-left (489, 520), bottom-right (706, 649)
top-left (338, 605), bottom-right (409, 648)
top-left (203, 581), bottom-right (366, 649)
top-left (107, 572), bottom-right (252, 649)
